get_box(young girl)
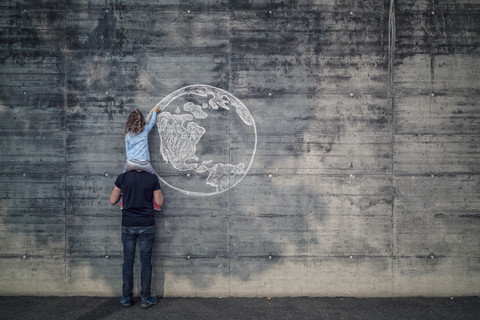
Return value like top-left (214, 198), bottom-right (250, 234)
top-left (124, 105), bottom-right (161, 174)
top-left (121, 105), bottom-right (161, 210)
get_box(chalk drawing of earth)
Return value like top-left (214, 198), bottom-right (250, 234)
top-left (148, 84), bottom-right (257, 196)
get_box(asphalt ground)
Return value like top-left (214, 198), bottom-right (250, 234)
top-left (0, 296), bottom-right (479, 320)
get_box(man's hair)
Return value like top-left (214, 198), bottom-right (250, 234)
top-left (125, 109), bottom-right (145, 135)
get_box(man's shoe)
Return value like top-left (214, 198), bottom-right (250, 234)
top-left (120, 296), bottom-right (131, 308)
top-left (141, 296), bottom-right (159, 309)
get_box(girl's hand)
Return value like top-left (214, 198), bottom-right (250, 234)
top-left (154, 105), bottom-right (161, 113)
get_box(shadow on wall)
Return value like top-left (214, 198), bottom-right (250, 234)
top-left (1, 1), bottom-right (392, 296)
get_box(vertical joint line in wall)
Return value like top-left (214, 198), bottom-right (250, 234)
top-left (428, 0), bottom-right (436, 131)
top-left (63, 5), bottom-right (68, 297)
top-left (388, 0), bottom-right (395, 224)
top-left (388, 0), bottom-right (395, 98)
top-left (429, 54), bottom-right (435, 131)
top-left (227, 5), bottom-right (232, 297)
top-left (227, 3), bottom-right (232, 91)
top-left (388, 3), bottom-right (395, 198)
top-left (388, 0), bottom-right (396, 290)
top-left (430, 55), bottom-right (435, 94)
top-left (380, 0), bottom-right (385, 49)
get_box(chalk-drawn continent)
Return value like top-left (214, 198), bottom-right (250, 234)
top-left (205, 163), bottom-right (246, 193)
top-left (184, 102), bottom-right (208, 119)
top-left (158, 112), bottom-right (206, 171)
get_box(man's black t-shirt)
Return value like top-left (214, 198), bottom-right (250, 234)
top-left (115, 170), bottom-right (161, 227)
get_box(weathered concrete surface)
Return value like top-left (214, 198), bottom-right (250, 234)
top-left (0, 0), bottom-right (479, 297)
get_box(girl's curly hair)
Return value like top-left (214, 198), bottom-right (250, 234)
top-left (125, 109), bottom-right (145, 135)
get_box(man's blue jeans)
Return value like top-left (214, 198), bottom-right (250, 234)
top-left (121, 226), bottom-right (155, 302)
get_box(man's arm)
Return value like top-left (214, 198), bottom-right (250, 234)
top-left (153, 189), bottom-right (164, 208)
top-left (110, 186), bottom-right (122, 205)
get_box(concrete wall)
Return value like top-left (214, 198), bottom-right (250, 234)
top-left (0, 0), bottom-right (479, 297)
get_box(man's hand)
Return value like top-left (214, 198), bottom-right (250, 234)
top-left (110, 186), bottom-right (122, 205)
top-left (154, 189), bottom-right (164, 208)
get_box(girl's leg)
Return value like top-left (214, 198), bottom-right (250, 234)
top-left (125, 159), bottom-right (154, 173)
top-left (145, 163), bottom-right (156, 175)
top-left (124, 162), bottom-right (136, 173)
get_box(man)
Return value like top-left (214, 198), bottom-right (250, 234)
top-left (110, 169), bottom-right (164, 309)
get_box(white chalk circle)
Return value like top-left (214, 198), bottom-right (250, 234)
top-left (149, 85), bottom-right (257, 196)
